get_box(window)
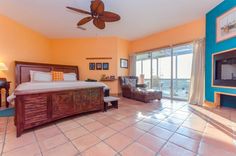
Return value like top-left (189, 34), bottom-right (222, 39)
top-left (136, 53), bottom-right (152, 88)
top-left (135, 44), bottom-right (193, 100)
top-left (136, 61), bottom-right (142, 77)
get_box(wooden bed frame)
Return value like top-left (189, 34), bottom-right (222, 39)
top-left (15, 61), bottom-right (104, 137)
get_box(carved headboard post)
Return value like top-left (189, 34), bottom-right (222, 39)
top-left (15, 61), bottom-right (79, 86)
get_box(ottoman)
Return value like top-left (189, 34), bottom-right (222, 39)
top-left (104, 96), bottom-right (120, 112)
top-left (133, 89), bottom-right (162, 103)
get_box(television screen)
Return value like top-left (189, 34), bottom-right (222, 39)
top-left (221, 63), bottom-right (236, 80)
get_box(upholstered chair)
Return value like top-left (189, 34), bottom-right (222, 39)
top-left (119, 76), bottom-right (146, 98)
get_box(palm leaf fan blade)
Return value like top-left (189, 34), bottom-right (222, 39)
top-left (96, 1), bottom-right (105, 15)
top-left (66, 6), bottom-right (91, 15)
top-left (91, 0), bottom-right (102, 14)
top-left (93, 18), bottom-right (105, 29)
top-left (77, 17), bottom-right (93, 26)
top-left (99, 11), bottom-right (121, 22)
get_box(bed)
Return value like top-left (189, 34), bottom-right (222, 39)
top-left (14, 61), bottom-right (105, 137)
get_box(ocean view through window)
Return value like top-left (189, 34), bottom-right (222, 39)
top-left (135, 44), bottom-right (193, 100)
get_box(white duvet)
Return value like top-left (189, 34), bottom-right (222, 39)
top-left (7, 81), bottom-right (109, 103)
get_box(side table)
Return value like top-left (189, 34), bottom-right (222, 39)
top-left (0, 80), bottom-right (11, 108)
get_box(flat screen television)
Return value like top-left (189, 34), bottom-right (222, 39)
top-left (213, 49), bottom-right (236, 87)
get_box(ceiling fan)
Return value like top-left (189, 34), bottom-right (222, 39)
top-left (67, 0), bottom-right (121, 30)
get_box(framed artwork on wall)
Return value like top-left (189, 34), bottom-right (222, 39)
top-left (96, 63), bottom-right (102, 70)
top-left (102, 63), bottom-right (109, 70)
top-left (216, 7), bottom-right (236, 42)
top-left (89, 63), bottom-right (95, 70)
top-left (120, 58), bottom-right (128, 68)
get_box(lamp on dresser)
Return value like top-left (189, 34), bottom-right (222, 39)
top-left (0, 62), bottom-right (11, 108)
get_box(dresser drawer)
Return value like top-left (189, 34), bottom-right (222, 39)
top-left (22, 94), bottom-right (49, 129)
top-left (52, 92), bottom-right (75, 119)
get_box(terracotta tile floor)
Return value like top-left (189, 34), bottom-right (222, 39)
top-left (1, 98), bottom-right (236, 156)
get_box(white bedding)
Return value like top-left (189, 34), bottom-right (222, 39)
top-left (7, 81), bottom-right (109, 103)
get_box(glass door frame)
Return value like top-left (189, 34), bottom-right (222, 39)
top-left (135, 52), bottom-right (152, 88)
top-left (136, 43), bottom-right (193, 101)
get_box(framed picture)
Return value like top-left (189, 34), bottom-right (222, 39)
top-left (217, 7), bottom-right (236, 42)
top-left (96, 63), bottom-right (102, 70)
top-left (103, 63), bottom-right (109, 70)
top-left (89, 63), bottom-right (95, 70)
top-left (120, 58), bottom-right (128, 68)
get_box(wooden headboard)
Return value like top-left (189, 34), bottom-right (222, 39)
top-left (15, 61), bottom-right (79, 86)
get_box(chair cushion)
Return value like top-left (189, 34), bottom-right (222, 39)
top-left (124, 78), bottom-right (137, 87)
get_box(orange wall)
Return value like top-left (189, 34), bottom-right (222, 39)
top-left (117, 38), bottom-right (129, 93)
top-left (130, 18), bottom-right (206, 53)
top-left (51, 37), bottom-right (129, 94)
top-left (0, 14), bottom-right (52, 90)
top-left (117, 38), bottom-right (129, 76)
top-left (0, 14), bottom-right (205, 95)
top-left (0, 14), bottom-right (129, 95)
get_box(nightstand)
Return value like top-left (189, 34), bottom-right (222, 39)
top-left (0, 79), bottom-right (11, 108)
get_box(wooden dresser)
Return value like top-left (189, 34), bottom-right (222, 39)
top-left (15, 87), bottom-right (104, 137)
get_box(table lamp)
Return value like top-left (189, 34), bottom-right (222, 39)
top-left (0, 62), bottom-right (8, 81)
top-left (139, 74), bottom-right (145, 84)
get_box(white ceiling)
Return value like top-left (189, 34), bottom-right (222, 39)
top-left (0, 0), bottom-right (223, 40)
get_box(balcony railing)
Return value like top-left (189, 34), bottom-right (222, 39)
top-left (144, 78), bottom-right (190, 100)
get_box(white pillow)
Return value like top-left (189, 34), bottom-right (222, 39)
top-left (30, 70), bottom-right (52, 82)
top-left (64, 73), bottom-right (77, 81)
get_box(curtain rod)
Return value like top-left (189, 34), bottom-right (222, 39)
top-left (133, 38), bottom-right (205, 55)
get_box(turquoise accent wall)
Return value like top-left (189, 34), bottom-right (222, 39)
top-left (206, 0), bottom-right (236, 106)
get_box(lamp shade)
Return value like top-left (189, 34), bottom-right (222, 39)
top-left (139, 74), bottom-right (145, 84)
top-left (0, 63), bottom-right (8, 71)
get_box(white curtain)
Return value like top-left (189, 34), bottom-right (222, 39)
top-left (129, 54), bottom-right (136, 76)
top-left (188, 39), bottom-right (205, 105)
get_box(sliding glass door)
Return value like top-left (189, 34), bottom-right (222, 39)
top-left (135, 44), bottom-right (193, 100)
top-left (152, 48), bottom-right (172, 98)
top-left (172, 44), bottom-right (193, 100)
top-left (136, 53), bottom-right (152, 88)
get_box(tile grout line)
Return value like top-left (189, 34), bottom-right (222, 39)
top-left (118, 105), bottom-right (174, 155)
top-left (69, 117), bottom-right (110, 155)
top-left (1, 118), bottom-right (35, 154)
top-left (151, 103), bottom-right (198, 155)
top-left (90, 109), bottom-right (152, 155)
top-left (64, 113), bottom-right (126, 141)
top-left (114, 103), bottom-right (175, 155)
top-left (33, 129), bottom-right (44, 156)
top-left (169, 104), bottom-right (212, 154)
top-left (109, 101), bottom-right (190, 155)
top-left (4, 99), bottom-right (234, 156)
top-left (72, 107), bottom-right (155, 155)
top-left (0, 117), bottom-right (8, 155)
top-left (53, 103), bottom-right (181, 154)
top-left (111, 119), bottom-right (148, 154)
top-left (55, 122), bottom-right (81, 155)
top-left (76, 112), bottom-right (142, 155)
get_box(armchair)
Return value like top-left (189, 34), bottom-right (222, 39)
top-left (119, 76), bottom-right (162, 103)
top-left (119, 76), bottom-right (146, 98)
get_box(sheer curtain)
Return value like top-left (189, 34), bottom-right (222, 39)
top-left (188, 39), bottom-right (205, 105)
top-left (129, 54), bottom-right (136, 76)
